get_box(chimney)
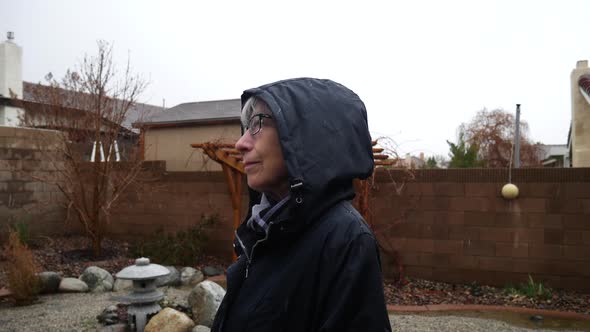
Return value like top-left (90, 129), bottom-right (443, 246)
top-left (0, 31), bottom-right (23, 98)
top-left (0, 31), bottom-right (24, 126)
top-left (419, 152), bottom-right (424, 161)
top-left (577, 60), bottom-right (588, 69)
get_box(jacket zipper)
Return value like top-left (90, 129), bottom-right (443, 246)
top-left (235, 222), bottom-right (274, 279)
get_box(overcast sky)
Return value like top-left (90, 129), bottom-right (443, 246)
top-left (2, 0), bottom-right (588, 156)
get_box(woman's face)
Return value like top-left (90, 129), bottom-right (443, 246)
top-left (235, 103), bottom-right (289, 199)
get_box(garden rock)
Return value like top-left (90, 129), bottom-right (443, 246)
top-left (202, 266), bottom-right (223, 277)
top-left (188, 280), bottom-right (226, 327)
top-left (156, 266), bottom-right (181, 287)
top-left (38, 271), bottom-right (61, 294)
top-left (113, 278), bottom-right (133, 292)
top-left (192, 326), bottom-right (211, 332)
top-left (80, 266), bottom-right (114, 292)
top-left (59, 277), bottom-right (88, 292)
top-left (144, 307), bottom-right (195, 332)
top-left (181, 267), bottom-right (204, 286)
top-left (97, 305), bottom-right (119, 325)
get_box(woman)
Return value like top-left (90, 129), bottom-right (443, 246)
top-left (212, 78), bottom-right (391, 331)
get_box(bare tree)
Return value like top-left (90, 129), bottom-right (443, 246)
top-left (15, 41), bottom-right (148, 257)
top-left (462, 108), bottom-right (541, 168)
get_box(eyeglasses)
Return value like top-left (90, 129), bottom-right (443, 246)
top-left (246, 113), bottom-right (273, 136)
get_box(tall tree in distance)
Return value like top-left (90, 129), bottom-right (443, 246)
top-left (447, 131), bottom-right (483, 168)
top-left (16, 41), bottom-right (148, 257)
top-left (462, 108), bottom-right (541, 168)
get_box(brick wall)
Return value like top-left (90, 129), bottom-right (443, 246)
top-left (107, 168), bottom-right (248, 259)
top-left (0, 126), bottom-right (69, 237)
top-left (371, 168), bottom-right (590, 291)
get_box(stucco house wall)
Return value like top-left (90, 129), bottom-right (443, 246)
top-left (144, 123), bottom-right (241, 171)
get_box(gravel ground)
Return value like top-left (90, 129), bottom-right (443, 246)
top-left (390, 314), bottom-right (588, 332)
top-left (0, 287), bottom-right (190, 332)
top-left (0, 288), bottom-right (588, 332)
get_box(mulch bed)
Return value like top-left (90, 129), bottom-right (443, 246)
top-left (1, 235), bottom-right (589, 316)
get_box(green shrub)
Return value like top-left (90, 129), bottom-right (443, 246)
top-left (9, 221), bottom-right (31, 246)
top-left (504, 275), bottom-right (552, 300)
top-left (132, 214), bottom-right (218, 266)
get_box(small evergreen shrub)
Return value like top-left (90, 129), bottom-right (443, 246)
top-left (3, 229), bottom-right (41, 305)
top-left (132, 214), bottom-right (218, 266)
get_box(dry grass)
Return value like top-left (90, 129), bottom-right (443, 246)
top-left (3, 229), bottom-right (41, 305)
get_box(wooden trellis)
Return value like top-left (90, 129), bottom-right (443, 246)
top-left (191, 140), bottom-right (393, 259)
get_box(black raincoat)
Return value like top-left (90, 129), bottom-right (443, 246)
top-left (211, 78), bottom-right (392, 332)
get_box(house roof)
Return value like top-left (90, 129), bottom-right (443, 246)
top-left (134, 98), bottom-right (241, 127)
top-left (22, 81), bottom-right (166, 131)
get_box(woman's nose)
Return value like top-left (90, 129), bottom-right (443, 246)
top-left (235, 131), bottom-right (253, 152)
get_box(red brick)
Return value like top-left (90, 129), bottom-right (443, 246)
top-left (433, 240), bottom-right (463, 254)
top-left (529, 245), bottom-right (564, 259)
top-left (563, 215), bottom-right (590, 230)
top-left (544, 229), bottom-right (564, 245)
top-left (478, 257), bottom-right (515, 272)
top-left (465, 183), bottom-right (499, 197)
top-left (431, 224), bottom-right (449, 239)
top-left (526, 213), bottom-right (544, 228)
top-left (448, 255), bottom-right (478, 269)
top-left (433, 182), bottom-right (465, 196)
top-left (405, 239), bottom-right (434, 253)
top-left (583, 231), bottom-right (590, 244)
top-left (417, 197), bottom-right (452, 211)
top-left (434, 211), bottom-right (464, 225)
top-left (516, 198), bottom-right (547, 213)
top-left (449, 225), bottom-right (479, 241)
top-left (464, 211), bottom-right (494, 226)
top-left (419, 253), bottom-right (450, 267)
top-left (496, 242), bottom-right (529, 258)
top-left (407, 211), bottom-right (435, 224)
top-left (404, 266), bottom-right (433, 279)
top-left (464, 240), bottom-right (495, 256)
top-left (399, 253), bottom-right (421, 265)
top-left (520, 183), bottom-right (561, 198)
top-left (451, 197), bottom-right (493, 212)
top-left (565, 183), bottom-right (590, 198)
top-left (478, 227), bottom-right (512, 242)
top-left (494, 212), bottom-right (526, 227)
top-left (512, 228), bottom-right (544, 244)
top-left (564, 231), bottom-right (584, 245)
top-left (547, 198), bottom-right (584, 214)
top-left (563, 245), bottom-right (590, 261)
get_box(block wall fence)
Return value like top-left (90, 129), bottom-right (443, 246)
top-left (1, 132), bottom-right (588, 292)
top-left (369, 168), bottom-right (590, 291)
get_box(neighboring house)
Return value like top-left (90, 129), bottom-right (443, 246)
top-left (134, 99), bottom-right (242, 171)
top-left (0, 32), bottom-right (165, 160)
top-left (569, 60), bottom-right (590, 167)
top-left (538, 144), bottom-right (569, 168)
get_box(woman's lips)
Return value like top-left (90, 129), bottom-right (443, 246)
top-left (244, 161), bottom-right (260, 171)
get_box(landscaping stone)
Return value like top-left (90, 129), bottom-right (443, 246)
top-left (181, 267), bottom-right (204, 286)
top-left (144, 307), bottom-right (195, 332)
top-left (96, 305), bottom-right (119, 325)
top-left (188, 280), bottom-right (226, 327)
top-left (192, 325), bottom-right (211, 332)
top-left (80, 266), bottom-right (114, 292)
top-left (156, 266), bottom-right (181, 287)
top-left (59, 277), bottom-right (88, 292)
top-left (38, 271), bottom-right (61, 294)
top-left (202, 266), bottom-right (223, 277)
top-left (113, 278), bottom-right (133, 292)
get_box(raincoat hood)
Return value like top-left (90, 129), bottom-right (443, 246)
top-left (241, 77), bottom-right (374, 224)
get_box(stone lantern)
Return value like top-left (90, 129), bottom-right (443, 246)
top-left (115, 257), bottom-right (170, 332)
